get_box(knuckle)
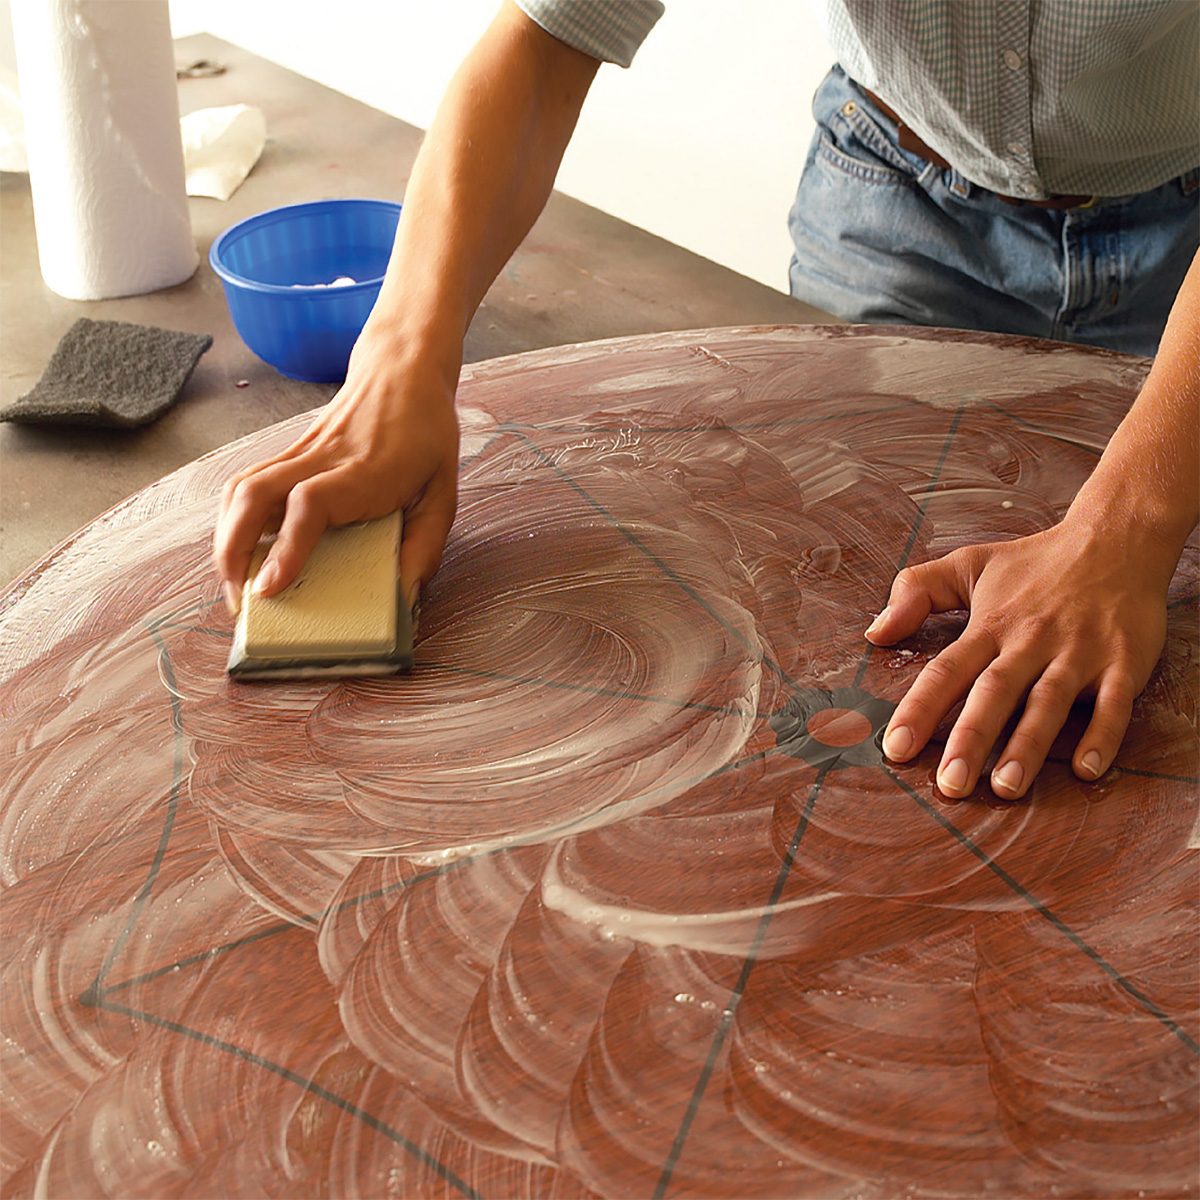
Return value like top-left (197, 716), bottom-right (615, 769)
top-left (1026, 615), bottom-right (1064, 646)
top-left (948, 718), bottom-right (992, 748)
top-left (231, 475), bottom-right (269, 510)
top-left (1101, 676), bottom-right (1138, 709)
top-left (964, 613), bottom-right (1003, 651)
top-left (942, 545), bottom-right (971, 572)
top-left (1108, 662), bottom-right (1140, 689)
top-left (286, 478), bottom-right (316, 505)
top-left (978, 661), bottom-right (1024, 697)
top-left (917, 655), bottom-right (962, 692)
top-left (221, 475), bottom-right (244, 505)
top-left (286, 478), bottom-right (328, 516)
top-left (1005, 726), bottom-right (1054, 759)
top-left (1029, 672), bottom-right (1078, 709)
top-left (969, 614), bottom-right (1027, 652)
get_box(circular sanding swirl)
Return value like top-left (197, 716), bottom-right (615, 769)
top-left (1, 327), bottom-right (1196, 1198)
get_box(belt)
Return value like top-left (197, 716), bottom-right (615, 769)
top-left (861, 89), bottom-right (1097, 211)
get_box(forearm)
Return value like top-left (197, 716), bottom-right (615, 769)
top-left (1066, 250), bottom-right (1200, 582)
top-left (361, 2), bottom-right (599, 382)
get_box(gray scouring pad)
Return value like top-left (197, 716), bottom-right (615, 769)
top-left (0, 318), bottom-right (212, 428)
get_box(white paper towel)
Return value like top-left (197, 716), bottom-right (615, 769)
top-left (0, 65), bottom-right (26, 172)
top-left (10, 0), bottom-right (197, 300)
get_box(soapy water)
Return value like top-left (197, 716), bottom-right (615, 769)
top-left (0, 327), bottom-right (1195, 1197)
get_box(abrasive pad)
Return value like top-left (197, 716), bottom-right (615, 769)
top-left (227, 511), bottom-right (413, 679)
top-left (0, 318), bottom-right (212, 428)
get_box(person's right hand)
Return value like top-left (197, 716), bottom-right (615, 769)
top-left (213, 335), bottom-right (460, 615)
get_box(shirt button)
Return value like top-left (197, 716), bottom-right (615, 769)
top-left (1006, 141), bottom-right (1024, 156)
top-left (1002, 48), bottom-right (1023, 70)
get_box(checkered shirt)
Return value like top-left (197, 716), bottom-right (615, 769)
top-left (516, 0), bottom-right (1200, 199)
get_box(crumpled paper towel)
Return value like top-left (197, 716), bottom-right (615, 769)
top-left (181, 104), bottom-right (266, 201)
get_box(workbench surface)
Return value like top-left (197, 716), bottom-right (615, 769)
top-left (0, 33), bottom-right (830, 587)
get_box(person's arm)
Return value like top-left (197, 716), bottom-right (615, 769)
top-left (868, 249), bottom-right (1200, 798)
top-left (213, 2), bottom-right (600, 613)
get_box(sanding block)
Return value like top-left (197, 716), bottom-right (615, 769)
top-left (227, 512), bottom-right (413, 679)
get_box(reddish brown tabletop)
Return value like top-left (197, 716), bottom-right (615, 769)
top-left (1, 325), bottom-right (1196, 1199)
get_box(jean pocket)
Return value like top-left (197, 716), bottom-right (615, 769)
top-left (815, 99), bottom-right (930, 188)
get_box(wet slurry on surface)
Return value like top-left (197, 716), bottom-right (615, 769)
top-left (1, 327), bottom-right (1196, 1198)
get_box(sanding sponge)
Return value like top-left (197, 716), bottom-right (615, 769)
top-left (227, 512), bottom-right (413, 679)
top-left (0, 318), bottom-right (212, 428)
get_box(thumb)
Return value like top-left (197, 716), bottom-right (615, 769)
top-left (865, 548), bottom-right (976, 645)
top-left (398, 474), bottom-right (457, 611)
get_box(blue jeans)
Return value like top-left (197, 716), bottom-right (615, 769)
top-left (788, 67), bottom-right (1199, 358)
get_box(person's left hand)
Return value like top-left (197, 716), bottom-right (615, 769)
top-left (865, 518), bottom-right (1173, 799)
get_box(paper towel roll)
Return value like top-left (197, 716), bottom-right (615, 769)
top-left (10, 0), bottom-right (198, 300)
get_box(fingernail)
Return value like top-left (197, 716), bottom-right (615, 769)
top-left (882, 724), bottom-right (913, 759)
top-left (253, 562), bottom-right (277, 596)
top-left (866, 606), bottom-right (890, 635)
top-left (222, 581), bottom-right (241, 617)
top-left (1080, 749), bottom-right (1103, 779)
top-left (992, 760), bottom-right (1024, 794)
top-left (938, 757), bottom-right (969, 794)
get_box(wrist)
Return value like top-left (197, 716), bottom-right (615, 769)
top-left (350, 312), bottom-right (462, 398)
top-left (1064, 473), bottom-right (1191, 586)
top-left (1066, 367), bottom-right (1199, 569)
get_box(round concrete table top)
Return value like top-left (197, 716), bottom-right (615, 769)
top-left (2, 326), bottom-right (1196, 1198)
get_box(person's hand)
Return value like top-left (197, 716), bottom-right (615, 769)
top-left (213, 335), bottom-right (460, 615)
top-left (210, 0), bottom-right (604, 617)
top-left (865, 518), bottom-right (1173, 799)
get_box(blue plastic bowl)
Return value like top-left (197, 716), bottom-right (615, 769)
top-left (210, 198), bottom-right (401, 383)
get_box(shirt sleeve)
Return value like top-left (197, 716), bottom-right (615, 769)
top-left (514, 0), bottom-right (665, 68)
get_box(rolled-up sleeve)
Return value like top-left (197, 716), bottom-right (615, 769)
top-left (515, 0), bottom-right (665, 67)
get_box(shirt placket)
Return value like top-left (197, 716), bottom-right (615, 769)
top-left (994, 0), bottom-right (1041, 198)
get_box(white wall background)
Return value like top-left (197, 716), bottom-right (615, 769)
top-left (165, 0), bottom-right (836, 293)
